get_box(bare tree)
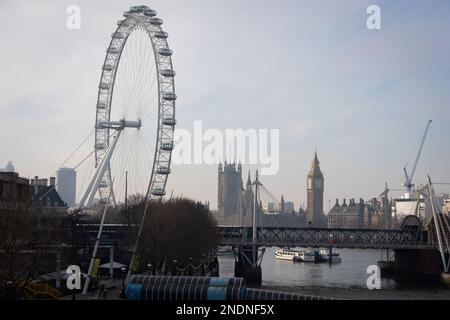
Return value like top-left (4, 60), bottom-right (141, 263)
top-left (0, 199), bottom-right (67, 299)
top-left (136, 198), bottom-right (218, 273)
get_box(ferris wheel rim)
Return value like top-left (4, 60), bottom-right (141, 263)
top-left (93, 7), bottom-right (176, 206)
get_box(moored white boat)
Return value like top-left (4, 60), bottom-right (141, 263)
top-left (319, 248), bottom-right (342, 263)
top-left (298, 250), bottom-right (316, 262)
top-left (275, 248), bottom-right (301, 261)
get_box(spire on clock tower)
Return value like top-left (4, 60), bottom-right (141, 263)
top-left (309, 150), bottom-right (322, 175)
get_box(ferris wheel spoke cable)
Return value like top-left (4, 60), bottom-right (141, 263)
top-left (58, 129), bottom-right (95, 169)
top-left (111, 132), bottom-right (136, 198)
top-left (139, 46), bottom-right (156, 118)
top-left (136, 30), bottom-right (146, 117)
top-left (39, 149), bottom-right (95, 202)
top-left (137, 131), bottom-right (156, 192)
top-left (140, 74), bottom-right (157, 119)
top-left (126, 33), bottom-right (142, 116)
top-left (140, 80), bottom-right (158, 120)
top-left (38, 128), bottom-right (95, 201)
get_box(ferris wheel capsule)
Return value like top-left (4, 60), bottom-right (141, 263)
top-left (159, 48), bottom-right (173, 56)
top-left (143, 9), bottom-right (157, 17)
top-left (155, 31), bottom-right (168, 39)
top-left (149, 18), bottom-right (163, 26)
top-left (163, 92), bottom-right (177, 101)
top-left (161, 142), bottom-right (174, 151)
top-left (162, 117), bottom-right (177, 126)
top-left (103, 64), bottom-right (115, 72)
top-left (161, 69), bottom-right (176, 77)
top-left (156, 167), bottom-right (171, 175)
top-left (130, 6), bottom-right (146, 13)
top-left (151, 189), bottom-right (166, 197)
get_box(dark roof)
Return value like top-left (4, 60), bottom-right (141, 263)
top-left (31, 185), bottom-right (67, 207)
top-left (328, 202), bottom-right (365, 217)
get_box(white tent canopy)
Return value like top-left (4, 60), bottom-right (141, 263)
top-left (99, 261), bottom-right (126, 269)
top-left (36, 270), bottom-right (88, 282)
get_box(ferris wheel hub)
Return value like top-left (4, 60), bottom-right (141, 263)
top-left (98, 119), bottom-right (142, 130)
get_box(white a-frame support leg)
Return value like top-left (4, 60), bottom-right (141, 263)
top-left (77, 130), bottom-right (122, 210)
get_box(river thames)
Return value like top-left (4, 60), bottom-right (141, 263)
top-left (218, 247), bottom-right (450, 300)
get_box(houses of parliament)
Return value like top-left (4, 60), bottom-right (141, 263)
top-left (217, 153), bottom-right (326, 227)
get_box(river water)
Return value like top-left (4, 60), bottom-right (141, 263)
top-left (218, 247), bottom-right (450, 300)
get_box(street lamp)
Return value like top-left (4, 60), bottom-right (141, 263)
top-left (188, 257), bottom-right (193, 276)
top-left (147, 263), bottom-right (153, 275)
top-left (120, 266), bottom-right (127, 299)
top-left (172, 260), bottom-right (178, 276)
top-left (6, 281), bottom-right (13, 300)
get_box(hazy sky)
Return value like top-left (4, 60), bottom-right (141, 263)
top-left (1, 0), bottom-right (449, 210)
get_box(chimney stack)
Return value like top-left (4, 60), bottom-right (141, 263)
top-left (49, 177), bottom-right (56, 186)
top-left (34, 176), bottom-right (39, 195)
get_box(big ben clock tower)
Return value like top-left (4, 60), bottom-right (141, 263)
top-left (306, 152), bottom-right (324, 227)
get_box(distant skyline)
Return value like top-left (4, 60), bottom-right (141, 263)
top-left (1, 0), bottom-right (450, 210)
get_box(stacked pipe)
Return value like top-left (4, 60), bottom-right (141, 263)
top-left (126, 275), bottom-right (335, 301)
top-left (126, 275), bottom-right (246, 300)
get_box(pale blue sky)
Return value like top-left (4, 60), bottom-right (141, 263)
top-left (1, 0), bottom-right (449, 210)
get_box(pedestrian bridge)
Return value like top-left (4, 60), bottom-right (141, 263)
top-left (75, 223), bottom-right (441, 250)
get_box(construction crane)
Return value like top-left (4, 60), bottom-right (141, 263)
top-left (403, 119), bottom-right (432, 192)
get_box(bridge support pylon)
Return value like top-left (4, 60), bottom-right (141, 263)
top-left (233, 245), bottom-right (265, 286)
top-left (394, 249), bottom-right (447, 283)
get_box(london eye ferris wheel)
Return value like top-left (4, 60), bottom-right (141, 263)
top-left (76, 5), bottom-right (176, 210)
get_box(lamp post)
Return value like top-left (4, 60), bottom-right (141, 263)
top-left (172, 260), bottom-right (178, 276)
top-left (6, 280), bottom-right (13, 300)
top-left (147, 263), bottom-right (153, 275)
top-left (201, 254), bottom-right (206, 276)
top-left (120, 266), bottom-right (127, 299)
